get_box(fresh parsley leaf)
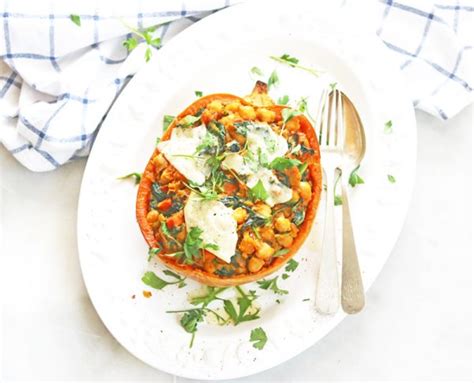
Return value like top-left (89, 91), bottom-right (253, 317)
top-left (281, 108), bottom-right (301, 125)
top-left (269, 157), bottom-right (302, 171)
top-left (123, 37), bottom-right (138, 51)
top-left (334, 195), bottom-right (343, 206)
top-left (249, 180), bottom-right (269, 202)
top-left (384, 120), bottom-right (393, 134)
top-left (162, 269), bottom-right (182, 279)
top-left (121, 23), bottom-right (161, 62)
top-left (163, 115), bottom-right (175, 132)
top-left (278, 95), bottom-right (289, 105)
top-left (298, 162), bottom-right (308, 175)
top-left (257, 276), bottom-right (288, 295)
top-left (185, 182), bottom-right (218, 201)
top-left (250, 66), bottom-right (264, 76)
top-left (195, 90), bottom-right (203, 97)
top-left (147, 247), bottom-right (160, 261)
top-left (182, 227), bottom-right (218, 264)
top-left (280, 53), bottom-right (299, 65)
top-left (142, 271), bottom-right (174, 290)
top-left (117, 172), bottom-right (142, 185)
top-left (267, 70), bottom-right (279, 89)
top-left (144, 47), bottom-right (153, 62)
top-left (250, 327), bottom-right (268, 350)
top-left (270, 55), bottom-right (320, 76)
top-left (168, 287), bottom-right (229, 347)
top-left (285, 259), bottom-right (299, 272)
top-left (274, 248), bottom-right (290, 257)
top-left (189, 286), bottom-right (228, 306)
top-left (282, 273), bottom-right (289, 280)
top-left (348, 165), bottom-right (364, 187)
top-left (329, 82), bottom-right (337, 91)
top-left (388, 174), bottom-right (396, 183)
top-left (297, 97), bottom-right (308, 113)
top-left (70, 14), bottom-right (81, 27)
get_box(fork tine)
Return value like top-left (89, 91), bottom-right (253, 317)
top-left (328, 90), bottom-right (338, 146)
top-left (315, 88), bottom-right (328, 145)
top-left (320, 89), bottom-right (330, 146)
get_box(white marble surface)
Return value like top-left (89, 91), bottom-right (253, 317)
top-left (0, 105), bottom-right (472, 381)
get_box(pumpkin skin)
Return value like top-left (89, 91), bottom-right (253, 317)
top-left (136, 86), bottom-right (322, 287)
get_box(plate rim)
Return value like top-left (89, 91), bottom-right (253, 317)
top-left (77, 1), bottom-right (417, 380)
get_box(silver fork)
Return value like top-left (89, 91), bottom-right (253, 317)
top-left (314, 88), bottom-right (344, 315)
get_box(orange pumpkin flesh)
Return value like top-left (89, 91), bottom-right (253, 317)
top-left (136, 88), bottom-right (322, 287)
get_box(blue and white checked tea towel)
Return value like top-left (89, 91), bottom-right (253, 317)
top-left (0, 0), bottom-right (472, 171)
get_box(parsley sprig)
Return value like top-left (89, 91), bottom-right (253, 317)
top-left (141, 270), bottom-right (186, 290)
top-left (257, 276), bottom-right (288, 295)
top-left (117, 172), bottom-right (142, 185)
top-left (122, 24), bottom-right (162, 62)
top-left (167, 286), bottom-right (229, 348)
top-left (223, 286), bottom-right (260, 325)
top-left (349, 165), bottom-right (365, 187)
top-left (70, 14), bottom-right (81, 27)
top-left (250, 327), bottom-right (268, 350)
top-left (172, 227), bottom-right (219, 265)
top-left (270, 54), bottom-right (320, 77)
top-left (167, 286), bottom-right (260, 348)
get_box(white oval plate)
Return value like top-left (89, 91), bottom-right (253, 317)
top-left (77, 0), bottom-right (416, 380)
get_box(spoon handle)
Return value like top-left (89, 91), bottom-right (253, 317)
top-left (341, 181), bottom-right (365, 314)
top-left (315, 168), bottom-right (340, 315)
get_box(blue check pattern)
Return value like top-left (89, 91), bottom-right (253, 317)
top-left (0, 0), bottom-right (472, 171)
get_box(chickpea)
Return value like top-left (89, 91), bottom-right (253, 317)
top-left (220, 114), bottom-right (238, 127)
top-left (239, 232), bottom-right (256, 254)
top-left (275, 215), bottom-right (291, 233)
top-left (160, 167), bottom-right (174, 184)
top-left (285, 118), bottom-right (301, 133)
top-left (257, 108), bottom-right (276, 123)
top-left (248, 257), bottom-right (265, 273)
top-left (299, 181), bottom-right (312, 202)
top-left (146, 209), bottom-right (159, 223)
top-left (153, 153), bottom-right (168, 172)
top-left (256, 242), bottom-right (275, 260)
top-left (260, 226), bottom-right (275, 242)
top-left (239, 105), bottom-right (257, 120)
top-left (254, 203), bottom-right (272, 218)
top-left (207, 100), bottom-right (223, 112)
top-left (225, 101), bottom-right (241, 113)
top-left (276, 234), bottom-right (293, 248)
top-left (233, 207), bottom-right (248, 224)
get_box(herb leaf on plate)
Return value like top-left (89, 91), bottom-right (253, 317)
top-left (257, 276), bottom-right (288, 295)
top-left (250, 327), bottom-right (268, 350)
top-left (348, 165), bottom-right (364, 187)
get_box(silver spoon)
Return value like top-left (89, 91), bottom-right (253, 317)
top-left (340, 92), bottom-right (366, 314)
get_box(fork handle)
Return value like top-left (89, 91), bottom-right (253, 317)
top-left (341, 180), bottom-right (365, 314)
top-left (315, 168), bottom-right (340, 315)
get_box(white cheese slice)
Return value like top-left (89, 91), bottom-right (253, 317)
top-left (184, 192), bottom-right (238, 263)
top-left (222, 153), bottom-right (252, 175)
top-left (247, 123), bottom-right (288, 163)
top-left (157, 124), bottom-right (209, 185)
top-left (247, 168), bottom-right (293, 207)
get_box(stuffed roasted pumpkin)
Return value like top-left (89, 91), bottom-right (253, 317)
top-left (136, 82), bottom-right (322, 286)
